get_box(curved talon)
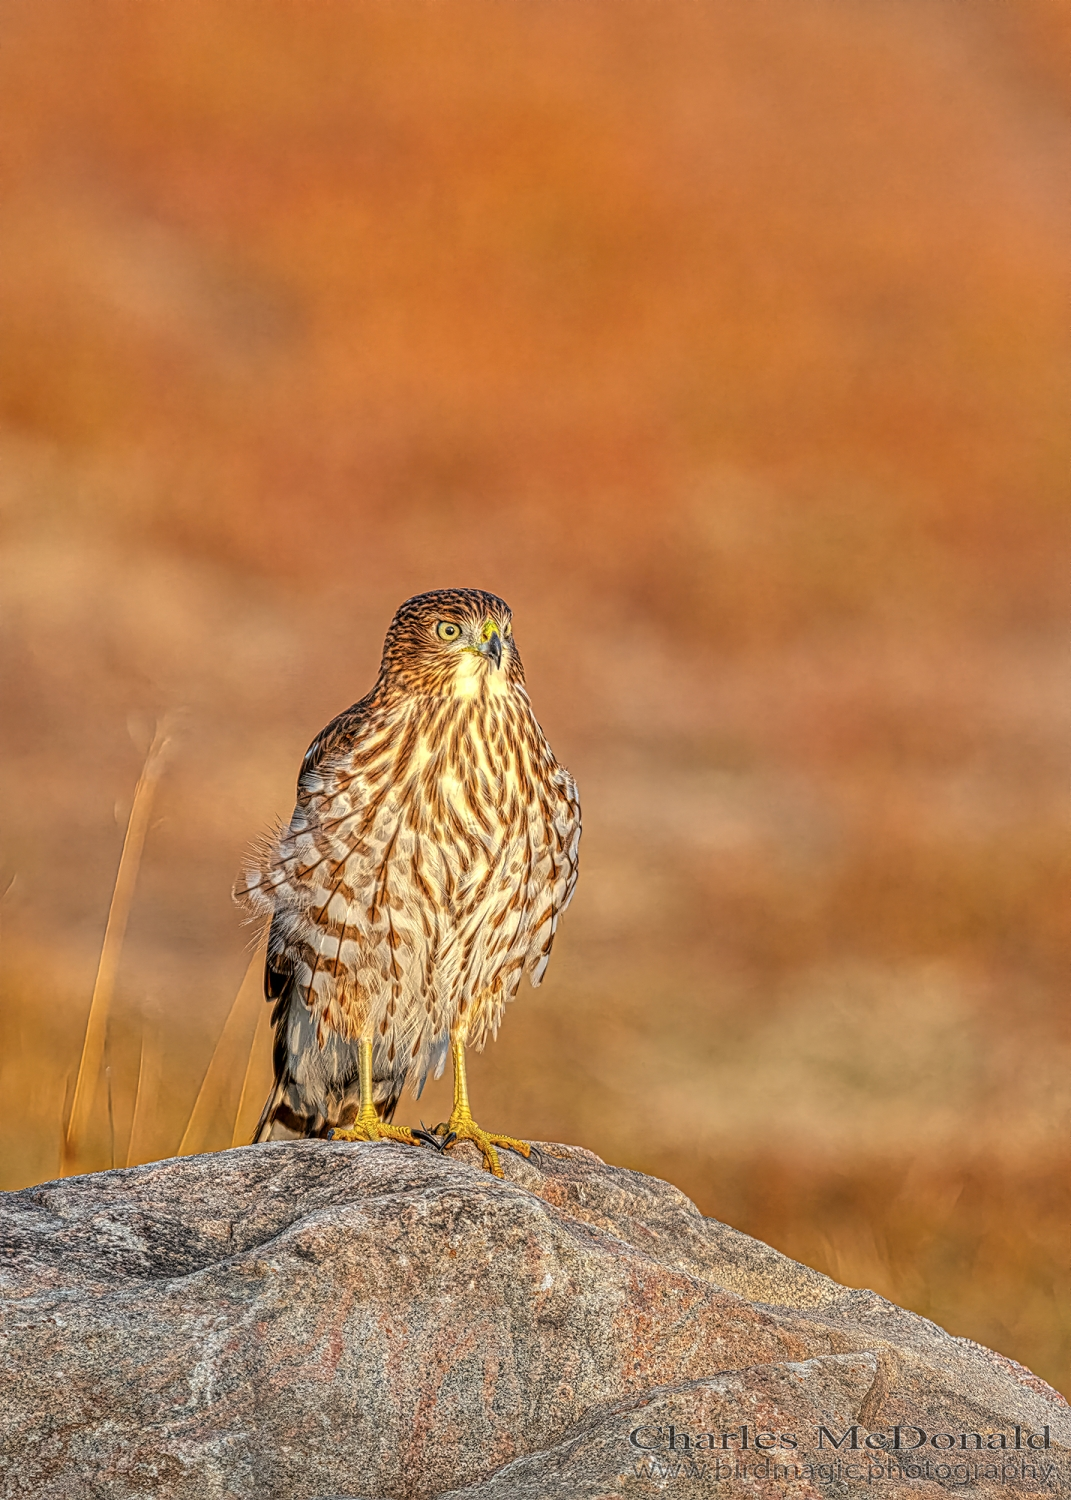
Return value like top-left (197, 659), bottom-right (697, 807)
top-left (328, 1038), bottom-right (425, 1150)
top-left (411, 1126), bottom-right (451, 1151)
top-left (440, 1117), bottom-right (532, 1177)
top-left (437, 1035), bottom-right (532, 1175)
top-left (329, 1117), bottom-right (424, 1147)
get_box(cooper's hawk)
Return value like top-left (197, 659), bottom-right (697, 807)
top-left (239, 588), bottom-right (580, 1174)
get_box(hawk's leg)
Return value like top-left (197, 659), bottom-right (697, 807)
top-left (329, 1038), bottom-right (423, 1149)
top-left (436, 1036), bottom-right (531, 1178)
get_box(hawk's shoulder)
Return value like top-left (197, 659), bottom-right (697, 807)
top-left (296, 689), bottom-right (383, 792)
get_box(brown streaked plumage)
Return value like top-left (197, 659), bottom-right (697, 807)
top-left (238, 587), bottom-right (580, 1172)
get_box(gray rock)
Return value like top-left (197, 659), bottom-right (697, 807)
top-left (1, 1140), bottom-right (1066, 1499)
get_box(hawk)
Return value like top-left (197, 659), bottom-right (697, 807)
top-left (240, 588), bottom-right (581, 1174)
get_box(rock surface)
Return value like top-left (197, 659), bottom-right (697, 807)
top-left (1, 1140), bottom-right (1066, 1499)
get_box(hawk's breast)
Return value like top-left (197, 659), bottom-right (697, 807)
top-left (260, 675), bottom-right (578, 1071)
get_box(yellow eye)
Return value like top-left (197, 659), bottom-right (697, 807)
top-left (436, 621), bottom-right (461, 641)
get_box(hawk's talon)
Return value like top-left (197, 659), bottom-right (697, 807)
top-left (435, 1035), bottom-right (531, 1176)
top-left (329, 1113), bottom-right (424, 1149)
top-left (328, 1059), bottom-right (425, 1148)
top-left (437, 1113), bottom-right (532, 1177)
top-left (411, 1126), bottom-right (451, 1151)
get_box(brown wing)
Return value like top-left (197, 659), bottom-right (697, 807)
top-left (246, 689), bottom-right (414, 1138)
top-left (524, 763), bottom-right (581, 986)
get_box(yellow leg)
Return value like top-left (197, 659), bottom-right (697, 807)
top-left (329, 1038), bottom-right (423, 1148)
top-left (435, 1036), bottom-right (531, 1177)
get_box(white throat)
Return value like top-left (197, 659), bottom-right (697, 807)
top-left (450, 652), bottom-right (512, 700)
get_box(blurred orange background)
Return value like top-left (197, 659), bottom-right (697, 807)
top-left (1, 1), bottom-right (1067, 1389)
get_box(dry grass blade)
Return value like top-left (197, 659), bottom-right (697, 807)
top-left (178, 949), bottom-right (265, 1156)
top-left (125, 1035), bottom-right (146, 1168)
top-left (125, 1027), bottom-right (164, 1169)
top-left (62, 725), bottom-right (171, 1173)
top-left (105, 1063), bottom-right (116, 1170)
top-left (231, 995), bottom-right (273, 1147)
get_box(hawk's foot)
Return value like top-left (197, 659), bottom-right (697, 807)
top-left (329, 1104), bottom-right (423, 1149)
top-left (329, 1038), bottom-right (424, 1150)
top-left (433, 1112), bottom-right (531, 1177)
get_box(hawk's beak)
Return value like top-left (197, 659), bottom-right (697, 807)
top-left (479, 629), bottom-right (503, 669)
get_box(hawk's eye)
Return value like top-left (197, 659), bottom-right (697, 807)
top-left (436, 621), bottom-right (461, 641)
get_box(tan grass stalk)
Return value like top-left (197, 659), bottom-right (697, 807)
top-left (105, 1062), bottom-right (116, 1170)
top-left (231, 994), bottom-right (272, 1147)
top-left (125, 1035), bottom-right (147, 1168)
top-left (125, 1037), bottom-right (146, 1168)
top-left (177, 949), bottom-right (264, 1156)
top-left (125, 1027), bottom-right (163, 1168)
top-left (63, 725), bottom-right (170, 1173)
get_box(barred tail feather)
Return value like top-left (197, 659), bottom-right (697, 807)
top-left (252, 1079), bottom-right (286, 1143)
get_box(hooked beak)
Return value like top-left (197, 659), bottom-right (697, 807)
top-left (478, 629), bottom-right (503, 669)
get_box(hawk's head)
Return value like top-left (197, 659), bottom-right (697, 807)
top-left (381, 588), bottom-right (523, 696)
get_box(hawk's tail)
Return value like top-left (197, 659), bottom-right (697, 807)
top-left (252, 1082), bottom-right (334, 1141)
top-left (252, 1080), bottom-right (286, 1143)
top-left (253, 1081), bottom-right (404, 1141)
